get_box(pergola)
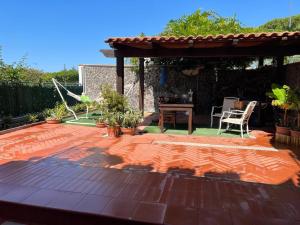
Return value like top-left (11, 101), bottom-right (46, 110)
top-left (103, 32), bottom-right (300, 112)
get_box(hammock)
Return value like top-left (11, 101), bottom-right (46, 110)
top-left (52, 78), bottom-right (92, 120)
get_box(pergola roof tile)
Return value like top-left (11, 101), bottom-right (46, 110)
top-left (106, 31), bottom-right (300, 44)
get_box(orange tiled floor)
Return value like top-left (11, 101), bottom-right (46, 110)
top-left (0, 123), bottom-right (299, 225)
top-left (1, 123), bottom-right (298, 185)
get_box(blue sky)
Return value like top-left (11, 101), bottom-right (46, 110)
top-left (0, 0), bottom-right (299, 72)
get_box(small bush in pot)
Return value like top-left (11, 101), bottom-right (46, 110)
top-left (96, 115), bottom-right (106, 128)
top-left (98, 84), bottom-right (128, 113)
top-left (26, 113), bottom-right (39, 123)
top-left (105, 113), bottom-right (119, 137)
top-left (72, 103), bottom-right (86, 113)
top-left (266, 84), bottom-right (292, 144)
top-left (44, 102), bottom-right (67, 124)
top-left (121, 109), bottom-right (143, 135)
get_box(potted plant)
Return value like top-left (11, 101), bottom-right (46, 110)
top-left (44, 103), bottom-right (66, 124)
top-left (96, 115), bottom-right (106, 128)
top-left (26, 113), bottom-right (39, 124)
top-left (105, 113), bottom-right (119, 137)
top-left (121, 109), bottom-right (142, 135)
top-left (266, 84), bottom-right (292, 143)
top-left (114, 112), bottom-right (124, 136)
top-left (289, 88), bottom-right (300, 146)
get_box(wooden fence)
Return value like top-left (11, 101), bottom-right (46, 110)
top-left (0, 81), bottom-right (83, 116)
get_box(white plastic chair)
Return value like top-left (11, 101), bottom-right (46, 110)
top-left (217, 101), bottom-right (257, 138)
top-left (210, 97), bottom-right (239, 127)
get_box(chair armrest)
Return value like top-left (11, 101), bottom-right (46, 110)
top-left (220, 110), bottom-right (243, 120)
top-left (230, 110), bottom-right (244, 114)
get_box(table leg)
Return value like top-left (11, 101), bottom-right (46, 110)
top-left (160, 110), bottom-right (164, 133)
top-left (188, 109), bottom-right (193, 134)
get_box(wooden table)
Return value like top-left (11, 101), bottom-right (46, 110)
top-left (159, 103), bottom-right (194, 134)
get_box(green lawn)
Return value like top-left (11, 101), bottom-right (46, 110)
top-left (144, 122), bottom-right (249, 138)
top-left (62, 112), bottom-right (101, 127)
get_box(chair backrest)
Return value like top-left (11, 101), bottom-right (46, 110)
top-left (222, 97), bottom-right (239, 113)
top-left (242, 101), bottom-right (257, 122)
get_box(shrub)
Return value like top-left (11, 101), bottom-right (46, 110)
top-left (43, 102), bottom-right (67, 120)
top-left (122, 109), bottom-right (143, 128)
top-left (26, 113), bottom-right (39, 123)
top-left (266, 84), bottom-right (292, 127)
top-left (72, 103), bottom-right (86, 113)
top-left (99, 84), bottom-right (128, 113)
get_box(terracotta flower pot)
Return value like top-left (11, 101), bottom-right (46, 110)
top-left (115, 124), bottom-right (121, 136)
top-left (121, 127), bottom-right (136, 135)
top-left (275, 125), bottom-right (290, 136)
top-left (291, 130), bottom-right (300, 137)
top-left (275, 125), bottom-right (291, 145)
top-left (96, 122), bottom-right (106, 128)
top-left (46, 119), bottom-right (61, 124)
top-left (290, 130), bottom-right (300, 146)
top-left (107, 126), bottom-right (119, 137)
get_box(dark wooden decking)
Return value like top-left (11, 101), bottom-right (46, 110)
top-left (0, 124), bottom-right (299, 225)
top-left (0, 157), bottom-right (299, 225)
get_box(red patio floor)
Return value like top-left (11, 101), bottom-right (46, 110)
top-left (0, 123), bottom-right (299, 225)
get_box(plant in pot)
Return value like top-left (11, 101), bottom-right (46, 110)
top-left (114, 112), bottom-right (124, 136)
top-left (26, 113), bottom-right (39, 124)
top-left (99, 84), bottom-right (129, 113)
top-left (44, 103), bottom-right (66, 124)
top-left (266, 84), bottom-right (292, 143)
top-left (121, 109), bottom-right (143, 135)
top-left (105, 112), bottom-right (119, 137)
top-left (289, 88), bottom-right (300, 146)
top-left (96, 114), bottom-right (106, 128)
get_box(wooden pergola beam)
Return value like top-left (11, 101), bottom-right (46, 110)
top-left (114, 45), bottom-right (300, 58)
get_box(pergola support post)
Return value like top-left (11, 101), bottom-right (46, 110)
top-left (116, 57), bottom-right (124, 94)
top-left (258, 57), bottom-right (264, 68)
top-left (139, 58), bottom-right (145, 114)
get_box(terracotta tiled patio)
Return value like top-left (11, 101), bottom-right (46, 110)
top-left (0, 123), bottom-right (299, 225)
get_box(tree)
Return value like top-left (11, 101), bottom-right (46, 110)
top-left (0, 47), bottom-right (78, 83)
top-left (259, 14), bottom-right (300, 32)
top-left (154, 10), bottom-right (257, 70)
top-left (161, 10), bottom-right (256, 37)
top-left (41, 68), bottom-right (79, 83)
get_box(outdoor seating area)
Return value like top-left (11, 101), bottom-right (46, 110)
top-left (1, 3), bottom-right (300, 223)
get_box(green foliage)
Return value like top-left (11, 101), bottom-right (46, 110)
top-left (266, 84), bottom-right (292, 126)
top-left (71, 103), bottom-right (86, 113)
top-left (259, 14), bottom-right (300, 32)
top-left (140, 10), bottom-right (259, 69)
top-left (44, 102), bottom-right (67, 120)
top-left (104, 112), bottom-right (117, 127)
top-left (161, 10), bottom-right (255, 37)
top-left (41, 68), bottom-right (79, 83)
top-left (266, 84), bottom-right (291, 109)
top-left (99, 84), bottom-right (128, 113)
top-left (121, 109), bottom-right (142, 128)
top-left (26, 113), bottom-right (39, 123)
top-left (97, 114), bottom-right (106, 123)
top-left (0, 48), bottom-right (78, 83)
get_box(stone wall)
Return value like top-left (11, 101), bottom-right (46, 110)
top-left (80, 64), bottom-right (154, 112)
